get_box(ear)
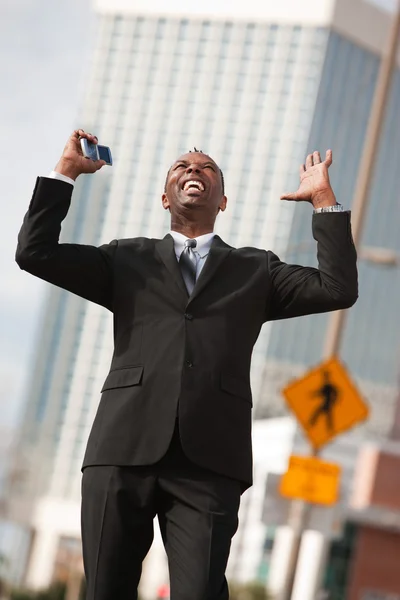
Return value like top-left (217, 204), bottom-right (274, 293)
top-left (161, 193), bottom-right (170, 210)
top-left (218, 195), bottom-right (228, 212)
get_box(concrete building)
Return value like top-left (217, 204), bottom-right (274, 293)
top-left (6, 0), bottom-right (400, 595)
top-left (345, 441), bottom-right (400, 598)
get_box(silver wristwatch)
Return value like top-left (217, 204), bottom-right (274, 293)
top-left (313, 203), bottom-right (344, 214)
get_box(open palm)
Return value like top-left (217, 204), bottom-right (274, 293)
top-left (281, 150), bottom-right (333, 204)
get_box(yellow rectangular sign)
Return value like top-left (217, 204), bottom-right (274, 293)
top-left (280, 455), bottom-right (341, 505)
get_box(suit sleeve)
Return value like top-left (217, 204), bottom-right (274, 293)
top-left (15, 176), bottom-right (117, 311)
top-left (266, 211), bottom-right (358, 321)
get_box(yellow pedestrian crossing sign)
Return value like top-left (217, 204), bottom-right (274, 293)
top-left (282, 357), bottom-right (369, 449)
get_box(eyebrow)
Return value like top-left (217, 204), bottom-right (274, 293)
top-left (174, 160), bottom-right (216, 168)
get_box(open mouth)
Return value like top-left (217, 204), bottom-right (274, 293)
top-left (182, 180), bottom-right (205, 193)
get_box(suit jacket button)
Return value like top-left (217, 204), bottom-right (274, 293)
top-left (184, 313), bottom-right (193, 320)
top-left (185, 360), bottom-right (193, 368)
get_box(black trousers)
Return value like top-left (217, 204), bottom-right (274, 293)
top-left (81, 424), bottom-right (241, 600)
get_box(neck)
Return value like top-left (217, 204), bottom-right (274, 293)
top-left (170, 216), bottom-right (215, 238)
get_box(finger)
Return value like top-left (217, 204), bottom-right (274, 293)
top-left (280, 193), bottom-right (297, 201)
top-left (83, 160), bottom-right (104, 175)
top-left (313, 151), bottom-right (321, 165)
top-left (305, 154), bottom-right (313, 169)
top-left (325, 149), bottom-right (333, 167)
top-left (76, 129), bottom-right (98, 143)
top-left (87, 132), bottom-right (99, 144)
top-left (299, 164), bottom-right (306, 177)
top-left (71, 130), bottom-right (82, 145)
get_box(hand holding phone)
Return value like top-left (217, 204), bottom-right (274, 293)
top-left (54, 129), bottom-right (111, 181)
top-left (80, 138), bottom-right (113, 165)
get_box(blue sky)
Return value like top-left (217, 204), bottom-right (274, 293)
top-left (0, 0), bottom-right (396, 433)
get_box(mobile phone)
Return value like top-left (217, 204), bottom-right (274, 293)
top-left (80, 138), bottom-right (113, 165)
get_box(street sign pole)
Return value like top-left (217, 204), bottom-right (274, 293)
top-left (274, 456), bottom-right (341, 599)
top-left (273, 6), bottom-right (400, 598)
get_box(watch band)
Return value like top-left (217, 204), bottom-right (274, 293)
top-left (313, 203), bottom-right (344, 214)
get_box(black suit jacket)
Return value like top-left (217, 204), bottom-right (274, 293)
top-left (16, 177), bottom-right (358, 489)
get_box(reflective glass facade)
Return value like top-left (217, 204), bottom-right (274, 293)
top-left (256, 33), bottom-right (400, 434)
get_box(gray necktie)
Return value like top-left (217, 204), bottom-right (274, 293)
top-left (179, 238), bottom-right (197, 294)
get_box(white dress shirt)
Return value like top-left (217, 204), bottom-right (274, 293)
top-left (48, 170), bottom-right (76, 186)
top-left (169, 230), bottom-right (215, 279)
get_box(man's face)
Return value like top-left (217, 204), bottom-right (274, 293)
top-left (162, 152), bottom-right (227, 218)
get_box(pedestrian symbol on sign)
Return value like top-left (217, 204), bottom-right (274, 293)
top-left (308, 370), bottom-right (339, 432)
top-left (282, 357), bottom-right (369, 449)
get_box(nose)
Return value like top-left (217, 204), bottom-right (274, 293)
top-left (185, 164), bottom-right (201, 174)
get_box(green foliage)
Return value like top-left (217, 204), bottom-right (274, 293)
top-left (11, 582), bottom-right (66, 600)
top-left (229, 581), bottom-right (272, 600)
top-left (11, 581), bottom-right (267, 600)
top-left (10, 591), bottom-right (34, 600)
top-left (78, 577), bottom-right (86, 600)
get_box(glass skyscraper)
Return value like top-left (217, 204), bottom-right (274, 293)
top-left (8, 0), bottom-right (400, 590)
top-left (256, 31), bottom-right (400, 435)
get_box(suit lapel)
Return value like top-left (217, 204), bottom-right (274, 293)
top-left (155, 234), bottom-right (188, 298)
top-left (189, 235), bottom-right (233, 304)
top-left (156, 234), bottom-right (233, 304)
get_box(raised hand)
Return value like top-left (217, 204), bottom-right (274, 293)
top-left (54, 129), bottom-right (106, 181)
top-left (280, 149), bottom-right (337, 208)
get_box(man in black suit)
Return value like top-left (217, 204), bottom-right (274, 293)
top-left (16, 129), bottom-right (358, 600)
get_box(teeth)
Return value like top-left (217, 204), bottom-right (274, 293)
top-left (183, 180), bottom-right (205, 192)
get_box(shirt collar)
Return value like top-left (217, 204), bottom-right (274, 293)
top-left (169, 230), bottom-right (215, 259)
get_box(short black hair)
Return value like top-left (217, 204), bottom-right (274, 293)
top-left (164, 148), bottom-right (225, 194)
